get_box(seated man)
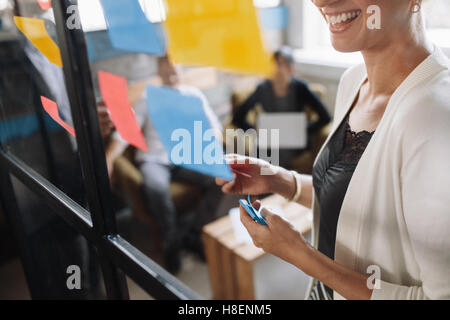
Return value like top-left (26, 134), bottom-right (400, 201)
top-left (232, 46), bottom-right (331, 169)
top-left (106, 55), bottom-right (222, 273)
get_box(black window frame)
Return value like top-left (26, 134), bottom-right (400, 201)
top-left (0, 0), bottom-right (200, 300)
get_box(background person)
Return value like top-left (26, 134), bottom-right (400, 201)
top-left (105, 55), bottom-right (222, 273)
top-left (232, 46), bottom-right (331, 169)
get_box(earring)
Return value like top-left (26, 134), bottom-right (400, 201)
top-left (411, 0), bottom-right (421, 13)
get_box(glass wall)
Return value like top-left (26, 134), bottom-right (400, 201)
top-left (0, 0), bottom-right (88, 209)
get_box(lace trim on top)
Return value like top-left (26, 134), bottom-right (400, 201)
top-left (335, 118), bottom-right (375, 166)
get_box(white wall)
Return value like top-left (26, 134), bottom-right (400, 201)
top-left (283, 0), bottom-right (304, 49)
top-left (294, 46), bottom-right (450, 115)
top-left (295, 61), bottom-right (346, 115)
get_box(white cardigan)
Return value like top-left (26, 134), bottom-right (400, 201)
top-left (306, 46), bottom-right (450, 300)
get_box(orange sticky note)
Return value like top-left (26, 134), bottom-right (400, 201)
top-left (164, 0), bottom-right (274, 76)
top-left (98, 71), bottom-right (149, 152)
top-left (41, 96), bottom-right (76, 137)
top-left (14, 16), bottom-right (62, 67)
top-left (37, 0), bottom-right (52, 10)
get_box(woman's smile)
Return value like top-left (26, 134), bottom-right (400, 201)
top-left (323, 9), bottom-right (362, 34)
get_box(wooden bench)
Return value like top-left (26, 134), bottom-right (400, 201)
top-left (202, 194), bottom-right (312, 300)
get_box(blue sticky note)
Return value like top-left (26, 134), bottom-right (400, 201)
top-left (146, 85), bottom-right (233, 181)
top-left (99, 0), bottom-right (165, 55)
top-left (85, 31), bottom-right (130, 62)
top-left (259, 5), bottom-right (288, 30)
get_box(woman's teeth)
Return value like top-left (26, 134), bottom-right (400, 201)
top-left (326, 10), bottom-right (361, 25)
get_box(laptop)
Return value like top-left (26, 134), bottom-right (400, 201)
top-left (257, 112), bottom-right (307, 149)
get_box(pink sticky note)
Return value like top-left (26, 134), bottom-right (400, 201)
top-left (37, 0), bottom-right (52, 10)
top-left (41, 96), bottom-right (75, 137)
top-left (98, 71), bottom-right (149, 152)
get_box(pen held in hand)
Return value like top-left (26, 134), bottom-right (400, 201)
top-left (232, 169), bottom-right (252, 178)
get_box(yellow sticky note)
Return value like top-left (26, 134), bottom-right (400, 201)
top-left (14, 16), bottom-right (63, 67)
top-left (164, 0), bottom-right (274, 76)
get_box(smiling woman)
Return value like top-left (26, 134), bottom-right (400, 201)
top-left (217, 0), bottom-right (450, 300)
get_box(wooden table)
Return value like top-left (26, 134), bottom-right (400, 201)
top-left (202, 195), bottom-right (312, 300)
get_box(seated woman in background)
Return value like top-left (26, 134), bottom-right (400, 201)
top-left (232, 46), bottom-right (331, 169)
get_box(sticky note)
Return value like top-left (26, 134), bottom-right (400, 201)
top-left (41, 96), bottom-right (75, 137)
top-left (164, 0), bottom-right (274, 76)
top-left (14, 16), bottom-right (62, 67)
top-left (146, 85), bottom-right (233, 180)
top-left (37, 0), bottom-right (52, 10)
top-left (85, 31), bottom-right (130, 62)
top-left (99, 0), bottom-right (165, 55)
top-left (98, 71), bottom-right (149, 152)
top-left (259, 5), bottom-right (288, 30)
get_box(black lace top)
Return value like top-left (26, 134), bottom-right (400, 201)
top-left (312, 114), bottom-right (375, 296)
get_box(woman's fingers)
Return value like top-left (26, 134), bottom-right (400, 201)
top-left (215, 177), bottom-right (228, 186)
top-left (225, 154), bottom-right (255, 168)
top-left (240, 203), bottom-right (270, 249)
top-left (239, 203), bottom-right (257, 230)
top-left (216, 172), bottom-right (237, 192)
top-left (260, 207), bottom-right (273, 223)
top-left (251, 199), bottom-right (262, 209)
top-left (222, 179), bottom-right (236, 193)
top-left (224, 153), bottom-right (243, 163)
top-left (261, 207), bottom-right (290, 230)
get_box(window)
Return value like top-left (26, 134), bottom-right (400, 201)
top-left (423, 0), bottom-right (450, 48)
top-left (254, 0), bottom-right (281, 8)
top-left (1, 0), bottom-right (197, 300)
top-left (0, 0), bottom-right (8, 10)
top-left (78, 0), bottom-right (166, 32)
top-left (79, 0), bottom-right (280, 32)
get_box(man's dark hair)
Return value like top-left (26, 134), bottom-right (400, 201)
top-left (12, 0), bottom-right (42, 16)
top-left (273, 46), bottom-right (295, 66)
top-left (157, 54), bottom-right (171, 66)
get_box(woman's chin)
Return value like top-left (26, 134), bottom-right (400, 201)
top-left (330, 39), bottom-right (362, 53)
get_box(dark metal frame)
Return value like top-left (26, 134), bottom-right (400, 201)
top-left (0, 0), bottom-right (200, 300)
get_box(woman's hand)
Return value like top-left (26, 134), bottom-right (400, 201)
top-left (240, 200), bottom-right (309, 264)
top-left (216, 154), bottom-right (280, 196)
top-left (216, 154), bottom-right (313, 208)
top-left (242, 199), bottom-right (373, 300)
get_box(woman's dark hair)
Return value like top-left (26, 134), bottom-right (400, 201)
top-left (273, 46), bottom-right (294, 66)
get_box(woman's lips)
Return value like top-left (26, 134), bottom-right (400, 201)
top-left (324, 10), bottom-right (362, 34)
